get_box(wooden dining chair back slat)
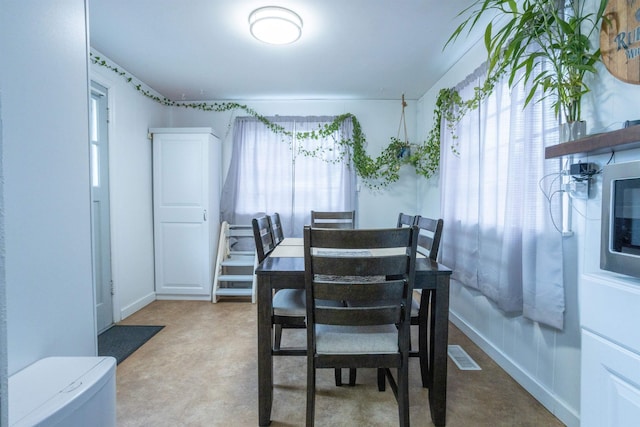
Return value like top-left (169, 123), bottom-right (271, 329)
top-left (304, 226), bottom-right (418, 427)
top-left (252, 215), bottom-right (276, 262)
top-left (415, 217), bottom-right (443, 261)
top-left (269, 212), bottom-right (285, 246)
top-left (310, 210), bottom-right (355, 229)
top-left (397, 212), bottom-right (419, 228)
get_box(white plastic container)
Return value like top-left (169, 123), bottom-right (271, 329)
top-left (9, 356), bottom-right (116, 426)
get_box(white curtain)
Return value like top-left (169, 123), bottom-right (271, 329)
top-left (440, 63), bottom-right (566, 329)
top-left (221, 116), bottom-right (356, 237)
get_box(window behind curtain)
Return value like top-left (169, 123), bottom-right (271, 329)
top-left (440, 62), bottom-right (565, 329)
top-left (220, 116), bottom-right (356, 237)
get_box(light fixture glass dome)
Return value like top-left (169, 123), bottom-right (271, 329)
top-left (249, 6), bottom-right (302, 45)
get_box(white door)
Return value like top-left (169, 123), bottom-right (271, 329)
top-left (153, 132), bottom-right (211, 297)
top-left (90, 81), bottom-right (113, 333)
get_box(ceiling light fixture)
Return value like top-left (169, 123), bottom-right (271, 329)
top-left (249, 6), bottom-right (302, 45)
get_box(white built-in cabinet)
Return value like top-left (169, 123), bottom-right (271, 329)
top-left (150, 128), bottom-right (221, 300)
top-left (580, 272), bottom-right (640, 426)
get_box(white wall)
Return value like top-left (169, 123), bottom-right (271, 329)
top-left (0, 85), bottom-right (8, 427)
top-left (417, 6), bottom-right (640, 425)
top-left (90, 52), bottom-right (170, 321)
top-left (1, 0), bottom-right (96, 383)
top-left (168, 99), bottom-right (420, 228)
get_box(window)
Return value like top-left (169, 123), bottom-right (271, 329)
top-left (220, 116), bottom-right (356, 237)
top-left (440, 63), bottom-right (565, 329)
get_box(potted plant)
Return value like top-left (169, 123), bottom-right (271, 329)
top-left (447, 0), bottom-right (607, 141)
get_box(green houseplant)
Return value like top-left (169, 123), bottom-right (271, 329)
top-left (447, 0), bottom-right (607, 135)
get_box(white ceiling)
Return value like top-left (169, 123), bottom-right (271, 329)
top-left (88, 0), bottom-right (484, 102)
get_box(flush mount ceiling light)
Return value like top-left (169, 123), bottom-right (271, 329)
top-left (249, 6), bottom-right (302, 45)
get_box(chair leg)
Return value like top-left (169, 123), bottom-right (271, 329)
top-left (274, 324), bottom-right (283, 350)
top-left (418, 290), bottom-right (431, 388)
top-left (334, 368), bottom-right (342, 386)
top-left (349, 368), bottom-right (356, 386)
top-left (428, 290), bottom-right (437, 388)
top-left (377, 368), bottom-right (386, 391)
top-left (397, 365), bottom-right (410, 427)
top-left (418, 323), bottom-right (429, 388)
top-left (307, 359), bottom-right (316, 426)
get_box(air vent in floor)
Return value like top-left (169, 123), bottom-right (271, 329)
top-left (448, 345), bottom-right (481, 370)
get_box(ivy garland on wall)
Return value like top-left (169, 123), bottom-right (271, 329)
top-left (426, 70), bottom-right (503, 159)
top-left (91, 53), bottom-right (441, 190)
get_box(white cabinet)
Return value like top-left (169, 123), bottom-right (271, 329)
top-left (580, 273), bottom-right (640, 426)
top-left (150, 128), bottom-right (221, 300)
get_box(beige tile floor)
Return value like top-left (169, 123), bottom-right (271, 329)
top-left (114, 300), bottom-right (564, 426)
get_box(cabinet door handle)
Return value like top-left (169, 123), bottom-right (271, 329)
top-left (203, 209), bottom-right (208, 221)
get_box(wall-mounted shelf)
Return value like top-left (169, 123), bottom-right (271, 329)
top-left (545, 125), bottom-right (640, 159)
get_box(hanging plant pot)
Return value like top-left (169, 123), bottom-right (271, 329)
top-left (397, 145), bottom-right (411, 160)
top-left (560, 121), bottom-right (587, 142)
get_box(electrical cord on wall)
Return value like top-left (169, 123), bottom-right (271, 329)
top-left (539, 171), bottom-right (565, 234)
top-left (564, 151), bottom-right (615, 222)
top-left (548, 189), bottom-right (565, 234)
top-left (570, 199), bottom-right (600, 222)
top-left (540, 151), bottom-right (616, 235)
top-left (538, 171), bottom-right (564, 202)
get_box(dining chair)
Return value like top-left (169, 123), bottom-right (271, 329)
top-left (310, 210), bottom-right (355, 229)
top-left (409, 216), bottom-right (443, 387)
top-left (303, 226), bottom-right (418, 427)
top-left (397, 212), bottom-right (419, 228)
top-left (345, 212), bottom-right (420, 386)
top-left (348, 213), bottom-right (442, 388)
top-left (252, 215), bottom-right (306, 351)
top-left (310, 210), bottom-right (356, 386)
top-left (268, 212), bottom-right (285, 246)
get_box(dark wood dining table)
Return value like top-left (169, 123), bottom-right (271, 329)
top-left (256, 238), bottom-right (452, 426)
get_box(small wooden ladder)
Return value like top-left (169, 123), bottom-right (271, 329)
top-left (212, 221), bottom-right (257, 303)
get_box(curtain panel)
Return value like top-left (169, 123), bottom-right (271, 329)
top-left (440, 63), bottom-right (566, 329)
top-left (220, 116), bottom-right (356, 238)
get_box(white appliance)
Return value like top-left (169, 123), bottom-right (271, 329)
top-left (600, 160), bottom-right (640, 278)
top-left (9, 356), bottom-right (116, 426)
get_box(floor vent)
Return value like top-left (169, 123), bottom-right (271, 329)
top-left (448, 345), bottom-right (481, 370)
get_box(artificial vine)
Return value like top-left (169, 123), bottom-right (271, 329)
top-left (91, 53), bottom-right (441, 189)
top-left (426, 69), bottom-right (504, 157)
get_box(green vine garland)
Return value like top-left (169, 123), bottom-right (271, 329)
top-left (91, 53), bottom-right (440, 189)
top-left (426, 69), bottom-right (503, 158)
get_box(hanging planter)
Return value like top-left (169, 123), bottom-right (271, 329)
top-left (397, 144), bottom-right (411, 160)
top-left (395, 95), bottom-right (412, 160)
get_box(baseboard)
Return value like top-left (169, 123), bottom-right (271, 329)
top-left (155, 294), bottom-right (212, 301)
top-left (449, 311), bottom-right (579, 427)
top-left (120, 292), bottom-right (156, 320)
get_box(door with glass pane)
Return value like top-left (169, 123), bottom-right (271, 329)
top-left (90, 81), bottom-right (113, 333)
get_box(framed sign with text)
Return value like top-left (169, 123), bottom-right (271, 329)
top-left (601, 0), bottom-right (640, 84)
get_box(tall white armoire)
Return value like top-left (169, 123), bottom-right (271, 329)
top-left (150, 128), bottom-right (221, 300)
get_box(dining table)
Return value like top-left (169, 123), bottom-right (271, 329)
top-left (256, 237), bottom-right (453, 426)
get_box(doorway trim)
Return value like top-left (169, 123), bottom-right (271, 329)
top-left (88, 76), bottom-right (116, 333)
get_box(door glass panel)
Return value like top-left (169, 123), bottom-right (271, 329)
top-left (90, 98), bottom-right (98, 142)
top-left (91, 144), bottom-right (100, 187)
